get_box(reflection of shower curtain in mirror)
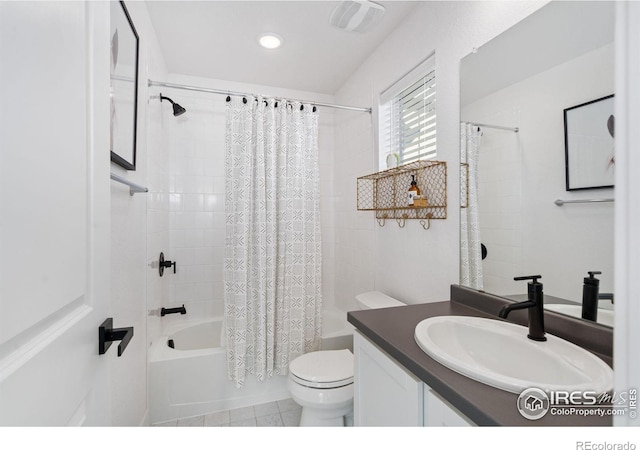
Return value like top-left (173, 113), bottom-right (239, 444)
top-left (460, 124), bottom-right (483, 290)
top-left (224, 97), bottom-right (322, 388)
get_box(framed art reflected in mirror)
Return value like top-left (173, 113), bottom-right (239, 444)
top-left (564, 94), bottom-right (615, 191)
top-left (110, 1), bottom-right (139, 171)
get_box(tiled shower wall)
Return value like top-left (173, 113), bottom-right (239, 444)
top-left (474, 109), bottom-right (523, 294)
top-left (158, 75), bottom-right (336, 326)
top-left (146, 95), bottom-right (171, 340)
top-left (165, 91), bottom-right (226, 321)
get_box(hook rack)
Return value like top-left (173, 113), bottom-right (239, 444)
top-left (357, 160), bottom-right (447, 232)
top-left (376, 212), bottom-right (433, 230)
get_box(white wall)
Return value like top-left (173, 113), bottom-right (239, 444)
top-left (110, 1), bottom-right (169, 426)
top-left (153, 74), bottom-right (337, 327)
top-left (462, 43), bottom-right (615, 301)
top-left (332, 1), bottom-right (548, 307)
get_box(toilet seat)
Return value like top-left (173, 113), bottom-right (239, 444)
top-left (290, 373), bottom-right (353, 389)
top-left (289, 349), bottom-right (354, 389)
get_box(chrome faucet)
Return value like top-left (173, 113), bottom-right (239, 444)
top-left (499, 275), bottom-right (546, 341)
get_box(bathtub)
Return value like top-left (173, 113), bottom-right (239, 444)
top-left (149, 308), bottom-right (353, 424)
top-left (321, 307), bottom-right (355, 351)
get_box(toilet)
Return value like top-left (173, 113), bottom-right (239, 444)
top-left (287, 291), bottom-right (405, 426)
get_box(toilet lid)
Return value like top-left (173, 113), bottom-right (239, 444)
top-left (289, 349), bottom-right (354, 388)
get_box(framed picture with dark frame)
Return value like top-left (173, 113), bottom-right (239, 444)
top-left (563, 94), bottom-right (615, 191)
top-left (110, 1), bottom-right (139, 171)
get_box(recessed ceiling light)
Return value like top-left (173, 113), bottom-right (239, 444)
top-left (258, 33), bottom-right (282, 49)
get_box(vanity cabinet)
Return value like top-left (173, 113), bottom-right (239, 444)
top-left (353, 331), bottom-right (474, 427)
top-left (354, 330), bottom-right (424, 426)
top-left (424, 388), bottom-right (474, 426)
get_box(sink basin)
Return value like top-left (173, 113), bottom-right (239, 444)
top-left (545, 304), bottom-right (614, 327)
top-left (414, 316), bottom-right (613, 394)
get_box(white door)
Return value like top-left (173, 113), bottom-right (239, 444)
top-left (0, 1), bottom-right (112, 425)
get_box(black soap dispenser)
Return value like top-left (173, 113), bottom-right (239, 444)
top-left (581, 271), bottom-right (601, 322)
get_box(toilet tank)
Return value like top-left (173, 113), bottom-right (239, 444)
top-left (355, 291), bottom-right (405, 310)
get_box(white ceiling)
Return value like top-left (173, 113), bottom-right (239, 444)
top-left (460, 1), bottom-right (615, 106)
top-left (145, 1), bottom-right (419, 94)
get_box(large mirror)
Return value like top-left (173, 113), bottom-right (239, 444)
top-left (459, 1), bottom-right (615, 328)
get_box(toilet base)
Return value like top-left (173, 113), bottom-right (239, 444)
top-left (288, 376), bottom-right (354, 427)
top-left (299, 404), bottom-right (353, 427)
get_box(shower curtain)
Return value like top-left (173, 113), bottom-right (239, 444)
top-left (224, 96), bottom-right (322, 387)
top-left (460, 123), bottom-right (484, 290)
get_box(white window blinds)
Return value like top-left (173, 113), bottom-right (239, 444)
top-left (379, 55), bottom-right (436, 167)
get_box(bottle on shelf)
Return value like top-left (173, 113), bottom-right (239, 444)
top-left (408, 175), bottom-right (421, 206)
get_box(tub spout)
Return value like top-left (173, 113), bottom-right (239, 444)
top-left (161, 305), bottom-right (187, 317)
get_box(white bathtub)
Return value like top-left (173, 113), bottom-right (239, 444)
top-left (321, 308), bottom-right (355, 351)
top-left (168, 320), bottom-right (221, 351)
top-left (149, 308), bottom-right (353, 424)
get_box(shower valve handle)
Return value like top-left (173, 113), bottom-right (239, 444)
top-left (159, 252), bottom-right (176, 276)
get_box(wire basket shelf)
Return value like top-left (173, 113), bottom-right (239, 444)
top-left (357, 160), bottom-right (447, 222)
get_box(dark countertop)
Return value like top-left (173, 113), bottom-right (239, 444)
top-left (347, 287), bottom-right (612, 427)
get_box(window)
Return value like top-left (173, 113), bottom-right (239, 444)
top-left (378, 55), bottom-right (436, 169)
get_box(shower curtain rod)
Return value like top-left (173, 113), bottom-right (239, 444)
top-left (463, 121), bottom-right (519, 133)
top-left (148, 80), bottom-right (372, 113)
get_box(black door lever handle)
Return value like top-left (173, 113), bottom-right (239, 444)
top-left (99, 318), bottom-right (134, 357)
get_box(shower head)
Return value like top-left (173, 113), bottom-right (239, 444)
top-left (160, 94), bottom-right (186, 116)
top-left (171, 102), bottom-right (186, 117)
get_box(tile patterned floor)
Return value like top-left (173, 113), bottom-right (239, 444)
top-left (154, 398), bottom-right (302, 427)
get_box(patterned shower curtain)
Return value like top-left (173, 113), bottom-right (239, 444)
top-left (460, 123), bottom-right (484, 290)
top-left (224, 96), bottom-right (322, 388)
